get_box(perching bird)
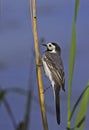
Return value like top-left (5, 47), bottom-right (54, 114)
top-left (42, 42), bottom-right (65, 125)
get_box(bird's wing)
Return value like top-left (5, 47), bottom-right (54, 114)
top-left (43, 52), bottom-right (65, 90)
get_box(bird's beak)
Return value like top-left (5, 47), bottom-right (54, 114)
top-left (41, 43), bottom-right (47, 47)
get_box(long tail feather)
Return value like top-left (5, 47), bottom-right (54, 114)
top-left (54, 86), bottom-right (60, 125)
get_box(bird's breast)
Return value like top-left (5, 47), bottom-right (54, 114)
top-left (42, 60), bottom-right (51, 78)
top-left (42, 58), bottom-right (55, 88)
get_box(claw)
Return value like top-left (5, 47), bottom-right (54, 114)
top-left (43, 85), bottom-right (51, 93)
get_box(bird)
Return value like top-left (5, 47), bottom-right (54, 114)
top-left (42, 42), bottom-right (65, 125)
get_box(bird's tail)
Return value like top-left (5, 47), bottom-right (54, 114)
top-left (54, 86), bottom-right (60, 125)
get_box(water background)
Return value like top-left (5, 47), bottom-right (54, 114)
top-left (0, 0), bottom-right (89, 129)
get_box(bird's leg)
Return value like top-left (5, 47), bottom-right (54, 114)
top-left (43, 85), bottom-right (52, 93)
top-left (36, 58), bottom-right (43, 67)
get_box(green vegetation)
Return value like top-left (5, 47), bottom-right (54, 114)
top-left (67, 0), bottom-right (89, 129)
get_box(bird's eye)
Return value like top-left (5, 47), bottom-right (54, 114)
top-left (49, 44), bottom-right (52, 47)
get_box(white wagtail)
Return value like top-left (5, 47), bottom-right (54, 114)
top-left (42, 42), bottom-right (65, 125)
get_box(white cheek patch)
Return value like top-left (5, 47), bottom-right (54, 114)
top-left (50, 49), bottom-right (56, 53)
top-left (47, 43), bottom-right (56, 53)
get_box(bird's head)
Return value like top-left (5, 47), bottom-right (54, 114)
top-left (42, 42), bottom-right (61, 54)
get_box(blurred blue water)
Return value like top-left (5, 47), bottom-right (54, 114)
top-left (0, 0), bottom-right (89, 130)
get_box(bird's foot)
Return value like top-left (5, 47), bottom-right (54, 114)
top-left (36, 58), bottom-right (43, 67)
top-left (43, 85), bottom-right (51, 93)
